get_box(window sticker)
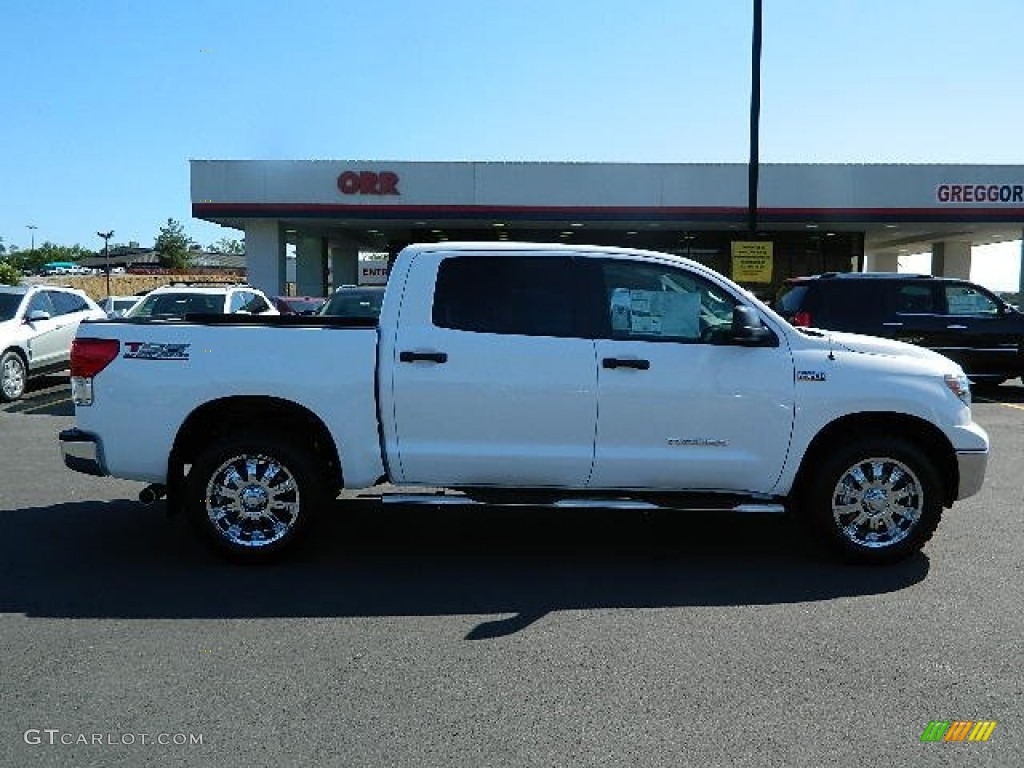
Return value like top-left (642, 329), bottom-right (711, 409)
top-left (610, 289), bottom-right (701, 339)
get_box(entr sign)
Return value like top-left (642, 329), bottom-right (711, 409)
top-left (337, 171), bottom-right (400, 196)
top-left (936, 183), bottom-right (1023, 204)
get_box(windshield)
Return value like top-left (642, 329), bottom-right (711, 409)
top-left (319, 289), bottom-right (384, 319)
top-left (126, 292), bottom-right (224, 319)
top-left (0, 293), bottom-right (24, 322)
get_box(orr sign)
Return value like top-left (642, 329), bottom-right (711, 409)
top-left (337, 170), bottom-right (400, 196)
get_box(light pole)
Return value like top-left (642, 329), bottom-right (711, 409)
top-left (26, 224), bottom-right (37, 253)
top-left (747, 0), bottom-right (763, 234)
top-left (97, 230), bottom-right (114, 296)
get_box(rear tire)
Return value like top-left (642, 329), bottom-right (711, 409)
top-left (1, 350), bottom-right (27, 402)
top-left (802, 436), bottom-right (943, 564)
top-left (185, 432), bottom-right (327, 562)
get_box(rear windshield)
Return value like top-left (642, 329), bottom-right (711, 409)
top-left (320, 290), bottom-right (384, 319)
top-left (775, 284), bottom-right (809, 316)
top-left (282, 298), bottom-right (325, 315)
top-left (127, 292), bottom-right (224, 319)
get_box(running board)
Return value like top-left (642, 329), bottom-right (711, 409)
top-left (379, 494), bottom-right (786, 514)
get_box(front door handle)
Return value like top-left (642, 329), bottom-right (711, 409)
top-left (946, 324), bottom-right (968, 330)
top-left (399, 351), bottom-right (448, 364)
top-left (602, 357), bottom-right (650, 370)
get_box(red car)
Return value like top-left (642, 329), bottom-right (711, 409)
top-left (272, 296), bottom-right (325, 315)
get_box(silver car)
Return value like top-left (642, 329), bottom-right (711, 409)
top-left (0, 284), bottom-right (107, 401)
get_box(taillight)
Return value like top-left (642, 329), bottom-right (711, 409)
top-left (71, 338), bottom-right (120, 378)
top-left (792, 311), bottom-right (813, 327)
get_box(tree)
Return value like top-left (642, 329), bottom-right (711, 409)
top-left (0, 261), bottom-right (21, 286)
top-left (154, 218), bottom-right (194, 270)
top-left (9, 242), bottom-right (95, 274)
top-left (210, 237), bottom-right (244, 255)
top-left (0, 237), bottom-right (6, 257)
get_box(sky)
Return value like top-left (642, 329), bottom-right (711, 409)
top-left (1, 0), bottom-right (1022, 290)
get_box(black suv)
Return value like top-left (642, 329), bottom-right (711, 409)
top-left (776, 272), bottom-right (1024, 384)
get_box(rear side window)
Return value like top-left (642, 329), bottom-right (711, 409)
top-left (432, 256), bottom-right (580, 337)
top-left (823, 282), bottom-right (887, 326)
top-left (893, 283), bottom-right (937, 313)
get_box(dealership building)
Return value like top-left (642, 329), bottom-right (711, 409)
top-left (190, 161), bottom-right (1024, 297)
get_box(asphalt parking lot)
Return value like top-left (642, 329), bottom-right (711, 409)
top-left (1, 379), bottom-right (1022, 767)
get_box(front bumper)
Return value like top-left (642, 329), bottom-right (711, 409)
top-left (956, 450), bottom-right (988, 501)
top-left (59, 428), bottom-right (108, 477)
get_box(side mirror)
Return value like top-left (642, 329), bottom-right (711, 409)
top-left (730, 305), bottom-right (775, 346)
top-left (25, 310), bottom-right (51, 323)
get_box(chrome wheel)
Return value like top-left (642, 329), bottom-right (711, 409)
top-left (204, 453), bottom-right (301, 548)
top-left (831, 457), bottom-right (923, 549)
top-left (1, 353), bottom-right (26, 401)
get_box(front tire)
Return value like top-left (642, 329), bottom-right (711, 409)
top-left (1, 350), bottom-right (27, 402)
top-left (185, 432), bottom-right (326, 562)
top-left (803, 436), bottom-right (943, 564)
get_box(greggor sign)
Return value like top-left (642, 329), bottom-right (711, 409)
top-left (731, 241), bottom-right (773, 283)
top-left (936, 183), bottom-right (1023, 204)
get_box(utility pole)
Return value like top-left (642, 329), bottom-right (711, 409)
top-left (27, 224), bottom-right (37, 253)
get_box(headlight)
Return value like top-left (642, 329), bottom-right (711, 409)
top-left (944, 373), bottom-right (971, 406)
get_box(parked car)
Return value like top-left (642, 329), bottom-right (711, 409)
top-left (99, 295), bottom-right (142, 318)
top-left (318, 285), bottom-right (385, 319)
top-left (272, 296), bottom-right (325, 315)
top-left (124, 284), bottom-right (279, 320)
top-left (776, 272), bottom-right (1024, 384)
top-left (0, 284), bottom-right (107, 401)
top-left (61, 243), bottom-right (988, 565)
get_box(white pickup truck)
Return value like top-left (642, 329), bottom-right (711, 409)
top-left (60, 242), bottom-right (989, 564)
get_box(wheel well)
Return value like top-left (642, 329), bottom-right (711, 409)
top-left (2, 346), bottom-right (28, 366)
top-left (793, 412), bottom-right (959, 507)
top-left (170, 396), bottom-right (343, 491)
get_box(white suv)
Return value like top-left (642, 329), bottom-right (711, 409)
top-left (0, 284), bottom-right (107, 401)
top-left (124, 284), bottom-right (280, 321)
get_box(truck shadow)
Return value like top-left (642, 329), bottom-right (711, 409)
top-left (0, 499), bottom-right (929, 639)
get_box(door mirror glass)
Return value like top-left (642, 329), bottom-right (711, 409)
top-left (730, 305), bottom-right (774, 346)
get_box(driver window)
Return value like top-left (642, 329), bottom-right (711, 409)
top-left (27, 292), bottom-right (57, 318)
top-left (599, 261), bottom-right (737, 343)
top-left (944, 284), bottom-right (999, 316)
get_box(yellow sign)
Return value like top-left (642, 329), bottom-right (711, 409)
top-left (731, 241), bottom-right (773, 283)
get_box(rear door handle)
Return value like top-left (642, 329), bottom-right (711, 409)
top-left (602, 357), bottom-right (650, 370)
top-left (399, 351), bottom-right (448, 364)
top-left (946, 324), bottom-right (968, 330)
top-left (882, 322), bottom-right (903, 327)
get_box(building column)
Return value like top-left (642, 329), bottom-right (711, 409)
top-left (295, 236), bottom-right (327, 297)
top-left (329, 242), bottom-right (359, 290)
top-left (863, 253), bottom-right (899, 272)
top-left (1019, 230), bottom-right (1024, 296)
top-left (244, 220), bottom-right (285, 295)
top-left (931, 241), bottom-right (972, 279)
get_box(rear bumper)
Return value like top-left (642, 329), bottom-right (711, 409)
top-left (956, 450), bottom-right (988, 501)
top-left (59, 428), bottom-right (108, 477)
